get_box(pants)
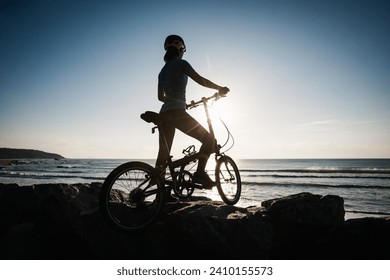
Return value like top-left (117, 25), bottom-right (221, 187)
top-left (155, 109), bottom-right (215, 172)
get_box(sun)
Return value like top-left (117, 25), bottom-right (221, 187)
top-left (184, 91), bottom-right (241, 155)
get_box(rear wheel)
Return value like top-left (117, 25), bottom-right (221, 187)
top-left (99, 161), bottom-right (163, 232)
top-left (215, 156), bottom-right (241, 205)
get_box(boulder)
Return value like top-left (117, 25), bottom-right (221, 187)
top-left (0, 183), bottom-right (98, 259)
top-left (0, 184), bottom-right (39, 239)
top-left (262, 192), bottom-right (345, 227)
top-left (319, 217), bottom-right (390, 259)
top-left (133, 200), bottom-right (272, 259)
top-left (261, 192), bottom-right (345, 258)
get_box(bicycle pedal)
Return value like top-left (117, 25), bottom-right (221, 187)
top-left (182, 145), bottom-right (197, 157)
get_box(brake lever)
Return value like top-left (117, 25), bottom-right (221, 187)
top-left (215, 93), bottom-right (227, 100)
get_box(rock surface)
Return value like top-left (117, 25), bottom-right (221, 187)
top-left (320, 216), bottom-right (390, 259)
top-left (0, 183), bottom-right (389, 259)
top-left (261, 192), bottom-right (345, 258)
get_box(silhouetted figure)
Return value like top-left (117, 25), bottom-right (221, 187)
top-left (156, 35), bottom-right (229, 188)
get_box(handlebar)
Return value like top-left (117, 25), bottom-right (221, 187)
top-left (187, 92), bottom-right (228, 109)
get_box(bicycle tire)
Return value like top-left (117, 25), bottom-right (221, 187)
top-left (99, 161), bottom-right (164, 232)
top-left (215, 156), bottom-right (241, 205)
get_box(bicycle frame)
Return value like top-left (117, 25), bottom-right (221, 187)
top-left (156, 93), bottom-right (225, 184)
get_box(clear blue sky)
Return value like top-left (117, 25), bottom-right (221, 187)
top-left (1, 0), bottom-right (389, 159)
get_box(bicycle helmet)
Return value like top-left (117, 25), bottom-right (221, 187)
top-left (164, 35), bottom-right (186, 52)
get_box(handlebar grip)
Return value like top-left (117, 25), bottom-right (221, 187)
top-left (216, 92), bottom-right (228, 100)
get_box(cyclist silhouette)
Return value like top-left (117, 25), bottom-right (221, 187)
top-left (156, 35), bottom-right (229, 188)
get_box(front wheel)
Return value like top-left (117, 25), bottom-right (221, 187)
top-left (215, 156), bottom-right (241, 205)
top-left (99, 161), bottom-right (164, 232)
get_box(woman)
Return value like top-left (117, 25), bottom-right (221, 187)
top-left (156, 34), bottom-right (229, 188)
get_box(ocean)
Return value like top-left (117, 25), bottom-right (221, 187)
top-left (1, 158), bottom-right (389, 219)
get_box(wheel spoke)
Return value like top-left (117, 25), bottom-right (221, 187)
top-left (215, 156), bottom-right (241, 205)
top-left (99, 162), bottom-right (164, 232)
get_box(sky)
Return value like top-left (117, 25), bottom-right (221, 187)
top-left (1, 0), bottom-right (389, 159)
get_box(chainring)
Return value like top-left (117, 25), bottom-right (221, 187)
top-left (173, 170), bottom-right (195, 198)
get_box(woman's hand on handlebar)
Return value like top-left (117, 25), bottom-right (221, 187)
top-left (218, 86), bottom-right (230, 97)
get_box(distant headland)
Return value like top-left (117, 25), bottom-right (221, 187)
top-left (0, 148), bottom-right (65, 160)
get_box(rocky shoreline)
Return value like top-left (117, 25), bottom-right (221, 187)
top-left (0, 183), bottom-right (389, 260)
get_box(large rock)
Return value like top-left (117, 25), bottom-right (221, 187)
top-left (319, 217), bottom-right (390, 259)
top-left (261, 192), bottom-right (345, 258)
top-left (138, 200), bottom-right (272, 259)
top-left (262, 192), bottom-right (345, 228)
top-left (0, 183), bottom-right (99, 259)
top-left (0, 184), bottom-right (39, 239)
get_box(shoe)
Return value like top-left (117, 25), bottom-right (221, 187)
top-left (193, 171), bottom-right (215, 189)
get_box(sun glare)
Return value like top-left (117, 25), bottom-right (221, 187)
top-left (206, 100), bottom-right (237, 152)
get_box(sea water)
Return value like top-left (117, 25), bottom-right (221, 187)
top-left (1, 158), bottom-right (389, 219)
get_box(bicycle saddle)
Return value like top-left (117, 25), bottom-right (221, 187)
top-left (140, 111), bottom-right (161, 125)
